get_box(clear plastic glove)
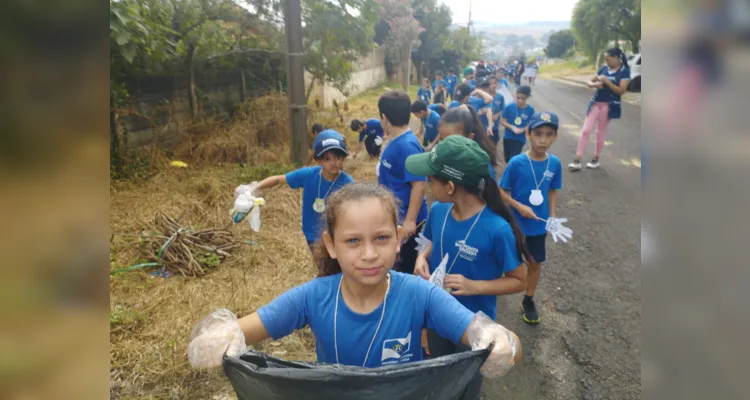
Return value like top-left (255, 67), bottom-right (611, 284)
top-left (467, 312), bottom-right (521, 378)
top-left (414, 232), bottom-right (431, 253)
top-left (545, 217), bottom-right (573, 243)
top-left (187, 309), bottom-right (246, 369)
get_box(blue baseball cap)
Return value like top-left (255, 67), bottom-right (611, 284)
top-left (528, 112), bottom-right (560, 130)
top-left (313, 129), bottom-right (348, 158)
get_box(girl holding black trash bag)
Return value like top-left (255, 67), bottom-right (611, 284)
top-left (188, 183), bottom-right (522, 379)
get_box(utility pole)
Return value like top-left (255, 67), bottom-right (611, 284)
top-left (467, 0), bottom-right (473, 35)
top-left (284, 0), bottom-right (307, 166)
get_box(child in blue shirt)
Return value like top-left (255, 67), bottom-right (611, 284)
top-left (433, 81), bottom-right (447, 105)
top-left (446, 68), bottom-right (459, 101)
top-left (448, 83), bottom-right (493, 115)
top-left (488, 76), bottom-right (506, 145)
top-left (500, 85), bottom-right (535, 163)
top-left (253, 130), bottom-right (354, 255)
top-left (438, 105), bottom-right (499, 180)
top-left (411, 100), bottom-right (441, 150)
top-left (350, 118), bottom-right (384, 158)
top-left (499, 112), bottom-right (563, 325)
top-left (406, 135), bottom-right (529, 400)
top-left (417, 78), bottom-right (432, 104)
top-left (433, 71), bottom-right (447, 92)
top-left (188, 183), bottom-right (522, 379)
top-left (377, 90), bottom-right (428, 275)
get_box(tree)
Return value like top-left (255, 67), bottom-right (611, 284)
top-left (378, 0), bottom-right (423, 90)
top-left (544, 29), bottom-right (576, 58)
top-left (302, 0), bottom-right (378, 99)
top-left (572, 0), bottom-right (641, 61)
top-left (411, 0), bottom-right (453, 82)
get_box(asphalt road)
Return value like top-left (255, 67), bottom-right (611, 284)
top-left (482, 78), bottom-right (641, 400)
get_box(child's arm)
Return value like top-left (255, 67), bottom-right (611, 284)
top-left (472, 89), bottom-right (494, 104)
top-left (446, 265), bottom-right (526, 296)
top-left (414, 241), bottom-right (432, 279)
top-left (238, 312), bottom-right (272, 345)
top-left (500, 188), bottom-right (539, 220)
top-left (403, 181), bottom-right (426, 237)
top-left (256, 175), bottom-right (287, 191)
top-left (548, 189), bottom-right (558, 218)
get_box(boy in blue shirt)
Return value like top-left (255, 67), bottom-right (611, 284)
top-left (377, 90), bottom-right (428, 275)
top-left (411, 100), bottom-right (441, 150)
top-left (350, 118), bottom-right (384, 158)
top-left (433, 70), bottom-right (447, 93)
top-left (446, 68), bottom-right (458, 101)
top-left (500, 85), bottom-right (535, 162)
top-left (488, 76), bottom-right (506, 145)
top-left (417, 78), bottom-right (432, 105)
top-left (448, 83), bottom-right (494, 113)
top-left (253, 130), bottom-right (354, 255)
top-left (499, 112), bottom-right (563, 325)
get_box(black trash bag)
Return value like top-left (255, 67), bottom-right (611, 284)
top-left (223, 348), bottom-right (491, 400)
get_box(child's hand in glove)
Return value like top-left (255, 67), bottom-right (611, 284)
top-left (467, 312), bottom-right (522, 378)
top-left (187, 309), bottom-right (246, 369)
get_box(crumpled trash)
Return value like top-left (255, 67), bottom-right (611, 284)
top-left (230, 183), bottom-right (265, 232)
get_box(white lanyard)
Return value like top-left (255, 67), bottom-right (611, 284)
top-left (334, 273), bottom-right (390, 367)
top-left (527, 153), bottom-right (550, 191)
top-left (317, 170), bottom-right (341, 201)
top-left (439, 204), bottom-right (486, 275)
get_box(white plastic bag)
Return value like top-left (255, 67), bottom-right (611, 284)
top-left (429, 253), bottom-right (449, 289)
top-left (230, 183), bottom-right (265, 232)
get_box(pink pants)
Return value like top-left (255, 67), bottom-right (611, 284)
top-left (577, 102), bottom-right (610, 158)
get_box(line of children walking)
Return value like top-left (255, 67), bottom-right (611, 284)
top-left (197, 88), bottom-right (572, 398)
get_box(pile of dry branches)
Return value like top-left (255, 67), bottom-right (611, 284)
top-left (142, 213), bottom-right (239, 277)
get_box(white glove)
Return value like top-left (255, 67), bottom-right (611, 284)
top-left (374, 136), bottom-right (383, 146)
top-left (187, 309), bottom-right (247, 369)
top-left (546, 217), bottom-right (573, 243)
top-left (429, 253), bottom-right (449, 288)
top-left (467, 312), bottom-right (521, 378)
top-left (414, 232), bottom-right (431, 253)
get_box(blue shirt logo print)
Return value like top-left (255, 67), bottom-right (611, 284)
top-left (381, 331), bottom-right (412, 363)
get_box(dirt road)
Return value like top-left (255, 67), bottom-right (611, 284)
top-left (482, 79), bottom-right (641, 400)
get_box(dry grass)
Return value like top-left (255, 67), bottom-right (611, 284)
top-left (110, 87), bottom-right (401, 399)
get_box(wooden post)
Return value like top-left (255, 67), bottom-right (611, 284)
top-left (284, 0), bottom-right (308, 166)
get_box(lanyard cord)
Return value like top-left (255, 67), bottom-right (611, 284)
top-left (317, 169), bottom-right (341, 200)
top-left (439, 204), bottom-right (486, 276)
top-left (527, 153), bottom-right (550, 191)
top-left (334, 273), bottom-right (390, 367)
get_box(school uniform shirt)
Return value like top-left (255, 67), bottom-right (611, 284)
top-left (499, 153), bottom-right (563, 236)
top-left (490, 93), bottom-right (506, 135)
top-left (378, 130), bottom-right (428, 224)
top-left (448, 100), bottom-right (461, 109)
top-left (593, 65), bottom-right (631, 104)
top-left (359, 118), bottom-right (384, 142)
top-left (428, 103), bottom-right (443, 113)
top-left (467, 79), bottom-right (477, 91)
top-left (501, 103), bottom-right (535, 144)
top-left (422, 109), bottom-right (441, 144)
top-left (417, 87), bottom-right (432, 104)
top-left (423, 202), bottom-right (522, 319)
top-left (432, 79), bottom-right (448, 92)
top-left (257, 271), bottom-right (474, 368)
top-left (467, 96), bottom-right (490, 130)
top-left (499, 78), bottom-right (510, 89)
top-left (286, 166), bottom-right (354, 242)
top-left (446, 75), bottom-right (458, 95)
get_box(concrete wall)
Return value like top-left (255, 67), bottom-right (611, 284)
top-left (306, 46), bottom-right (387, 107)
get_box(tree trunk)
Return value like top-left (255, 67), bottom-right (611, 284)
top-left (187, 43), bottom-right (197, 120)
top-left (305, 76), bottom-right (316, 101)
top-left (401, 44), bottom-right (412, 91)
top-left (239, 67), bottom-right (246, 103)
top-left (110, 86), bottom-right (121, 156)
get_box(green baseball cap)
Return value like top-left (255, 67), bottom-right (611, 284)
top-left (405, 135), bottom-right (490, 187)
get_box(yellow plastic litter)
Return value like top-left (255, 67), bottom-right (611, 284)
top-left (170, 160), bottom-right (189, 168)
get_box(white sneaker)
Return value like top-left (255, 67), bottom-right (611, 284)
top-left (586, 158), bottom-right (600, 169)
top-left (568, 160), bottom-right (582, 171)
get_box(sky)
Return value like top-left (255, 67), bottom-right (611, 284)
top-left (439, 0), bottom-right (579, 25)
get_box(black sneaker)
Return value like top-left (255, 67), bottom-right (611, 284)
top-left (521, 295), bottom-right (540, 324)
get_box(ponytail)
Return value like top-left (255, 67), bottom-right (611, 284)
top-left (441, 106), bottom-right (498, 167)
top-left (314, 240), bottom-right (341, 277)
top-left (479, 177), bottom-right (533, 263)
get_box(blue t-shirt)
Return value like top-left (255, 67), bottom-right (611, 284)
top-left (378, 130), bottom-right (428, 224)
top-left (467, 96), bottom-right (490, 130)
top-left (490, 94), bottom-right (505, 133)
top-left (257, 271), bottom-right (474, 367)
top-left (446, 75), bottom-right (458, 93)
top-left (448, 100), bottom-right (460, 109)
top-left (286, 166), bottom-right (354, 242)
top-left (466, 79), bottom-right (477, 91)
top-left (428, 103), bottom-right (443, 113)
top-left (417, 87), bottom-right (432, 104)
top-left (432, 79), bottom-right (448, 92)
top-left (423, 202), bottom-right (522, 319)
top-left (359, 119), bottom-right (384, 142)
top-left (593, 65), bottom-right (631, 104)
top-left (422, 110), bottom-right (441, 143)
top-left (501, 103), bottom-right (535, 143)
top-left (499, 153), bottom-right (563, 236)
top-left (499, 78), bottom-right (510, 89)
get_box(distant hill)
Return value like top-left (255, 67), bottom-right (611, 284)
top-left (468, 20), bottom-right (570, 37)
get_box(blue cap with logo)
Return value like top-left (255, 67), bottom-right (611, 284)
top-left (313, 129), bottom-right (348, 158)
top-left (527, 112), bottom-right (560, 130)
